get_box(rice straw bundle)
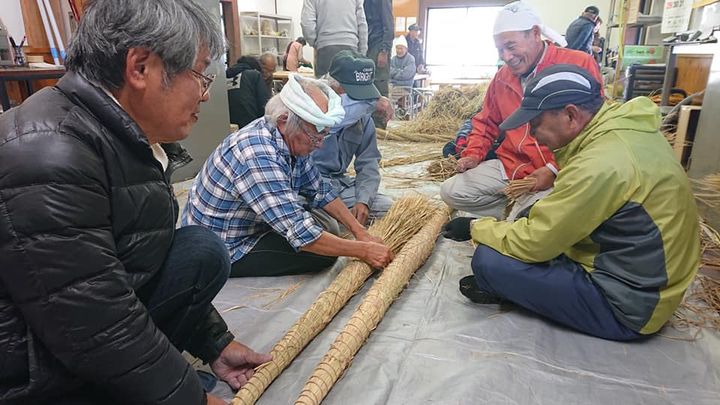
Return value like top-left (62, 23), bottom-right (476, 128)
top-left (295, 205), bottom-right (451, 405)
top-left (503, 178), bottom-right (537, 201)
top-left (692, 173), bottom-right (720, 207)
top-left (379, 83), bottom-right (489, 143)
top-left (426, 156), bottom-right (458, 181)
top-left (232, 196), bottom-right (441, 405)
top-left (380, 152), bottom-right (441, 169)
top-left (376, 127), bottom-right (453, 143)
top-left (700, 220), bottom-right (720, 268)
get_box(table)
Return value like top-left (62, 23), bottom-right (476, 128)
top-left (0, 66), bottom-right (66, 111)
top-left (413, 73), bottom-right (430, 88)
top-left (272, 70), bottom-right (315, 81)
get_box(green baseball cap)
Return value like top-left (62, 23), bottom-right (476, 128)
top-left (328, 50), bottom-right (381, 100)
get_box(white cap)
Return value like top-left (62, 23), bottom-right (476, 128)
top-left (493, 1), bottom-right (568, 47)
top-left (393, 35), bottom-right (408, 49)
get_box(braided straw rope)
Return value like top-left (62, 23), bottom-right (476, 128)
top-left (233, 196), bottom-right (441, 405)
top-left (295, 205), bottom-right (451, 405)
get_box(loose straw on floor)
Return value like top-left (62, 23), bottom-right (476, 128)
top-left (426, 156), bottom-right (458, 181)
top-left (232, 196), bottom-right (440, 405)
top-left (295, 205), bottom-right (451, 405)
top-left (692, 173), bottom-right (720, 207)
top-left (381, 84), bottom-right (490, 143)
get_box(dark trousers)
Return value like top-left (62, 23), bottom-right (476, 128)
top-left (471, 245), bottom-right (643, 341)
top-left (136, 225), bottom-right (231, 353)
top-left (315, 45), bottom-right (356, 78)
top-left (53, 226), bottom-right (231, 405)
top-left (367, 43), bottom-right (389, 97)
top-left (231, 231), bottom-right (337, 277)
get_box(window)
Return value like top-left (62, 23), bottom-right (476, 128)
top-left (425, 6), bottom-right (502, 81)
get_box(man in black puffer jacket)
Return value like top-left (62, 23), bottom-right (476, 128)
top-left (0, 1), bottom-right (270, 404)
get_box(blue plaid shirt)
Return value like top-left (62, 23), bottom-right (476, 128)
top-left (181, 118), bottom-right (336, 262)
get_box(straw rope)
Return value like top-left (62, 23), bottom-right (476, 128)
top-left (232, 196), bottom-right (441, 405)
top-left (295, 205), bottom-right (451, 405)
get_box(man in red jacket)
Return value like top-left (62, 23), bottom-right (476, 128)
top-left (440, 1), bottom-right (602, 219)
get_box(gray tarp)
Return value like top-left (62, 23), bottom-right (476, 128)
top-left (210, 239), bottom-right (720, 404)
top-left (174, 140), bottom-right (719, 404)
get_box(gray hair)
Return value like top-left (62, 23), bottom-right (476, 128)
top-left (65, 0), bottom-right (225, 89)
top-left (260, 53), bottom-right (277, 65)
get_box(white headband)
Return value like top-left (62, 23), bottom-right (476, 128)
top-left (493, 1), bottom-right (568, 47)
top-left (279, 74), bottom-right (345, 132)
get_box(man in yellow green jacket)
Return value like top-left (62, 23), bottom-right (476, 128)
top-left (442, 64), bottom-right (699, 340)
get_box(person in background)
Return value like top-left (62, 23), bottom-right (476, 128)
top-left (443, 64), bottom-right (700, 342)
top-left (315, 50), bottom-right (394, 225)
top-left (0, 1), bottom-right (271, 404)
top-left (301, 0), bottom-right (368, 77)
top-left (183, 75), bottom-right (393, 278)
top-left (284, 37), bottom-right (310, 71)
top-left (226, 55), bottom-right (271, 129)
top-left (565, 6), bottom-right (600, 54)
top-left (389, 35), bottom-right (416, 88)
top-left (259, 53), bottom-right (278, 95)
top-left (440, 0), bottom-right (601, 220)
top-left (405, 23), bottom-right (426, 73)
top-left (591, 17), bottom-right (605, 64)
top-left (364, 0), bottom-right (394, 97)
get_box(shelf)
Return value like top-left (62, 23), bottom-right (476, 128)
top-left (608, 14), bottom-right (662, 28)
top-left (240, 11), bottom-right (292, 21)
top-left (244, 35), bottom-right (292, 39)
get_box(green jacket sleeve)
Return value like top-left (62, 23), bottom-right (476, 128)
top-left (471, 153), bottom-right (636, 263)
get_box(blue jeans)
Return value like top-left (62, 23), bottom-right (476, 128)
top-left (471, 245), bottom-right (643, 341)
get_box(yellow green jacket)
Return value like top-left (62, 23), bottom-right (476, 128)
top-left (471, 98), bottom-right (700, 334)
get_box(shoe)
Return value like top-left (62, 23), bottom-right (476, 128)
top-left (459, 275), bottom-right (506, 304)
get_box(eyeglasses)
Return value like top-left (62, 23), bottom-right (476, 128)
top-left (300, 123), bottom-right (331, 146)
top-left (190, 69), bottom-right (216, 98)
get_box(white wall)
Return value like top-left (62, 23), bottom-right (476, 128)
top-left (276, 0), bottom-right (314, 61)
top-left (0, 0), bottom-right (27, 43)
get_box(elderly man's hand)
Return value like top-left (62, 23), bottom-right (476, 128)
top-left (210, 341), bottom-right (272, 390)
top-left (528, 166), bottom-right (556, 191)
top-left (360, 241), bottom-right (394, 268)
top-left (456, 156), bottom-right (481, 173)
top-left (376, 97), bottom-right (394, 123)
top-left (355, 226), bottom-right (384, 245)
top-left (351, 203), bottom-right (370, 226)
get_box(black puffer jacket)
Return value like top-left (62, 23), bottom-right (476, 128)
top-left (0, 72), bottom-right (229, 404)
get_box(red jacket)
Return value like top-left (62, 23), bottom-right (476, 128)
top-left (461, 42), bottom-right (603, 180)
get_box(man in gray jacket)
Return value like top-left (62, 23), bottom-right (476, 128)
top-left (390, 36), bottom-right (416, 88)
top-left (314, 51), bottom-right (394, 225)
top-left (302, 0), bottom-right (369, 78)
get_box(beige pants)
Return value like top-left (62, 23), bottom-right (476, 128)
top-left (440, 159), bottom-right (508, 219)
top-left (441, 159), bottom-right (552, 220)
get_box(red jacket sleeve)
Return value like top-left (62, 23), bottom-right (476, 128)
top-left (461, 78), bottom-right (503, 160)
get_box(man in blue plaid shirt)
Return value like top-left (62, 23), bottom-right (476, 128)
top-left (183, 75), bottom-right (393, 277)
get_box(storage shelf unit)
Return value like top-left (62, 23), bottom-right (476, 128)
top-left (239, 11), bottom-right (293, 66)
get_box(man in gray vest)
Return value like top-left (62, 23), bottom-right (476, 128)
top-left (301, 0), bottom-right (369, 77)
